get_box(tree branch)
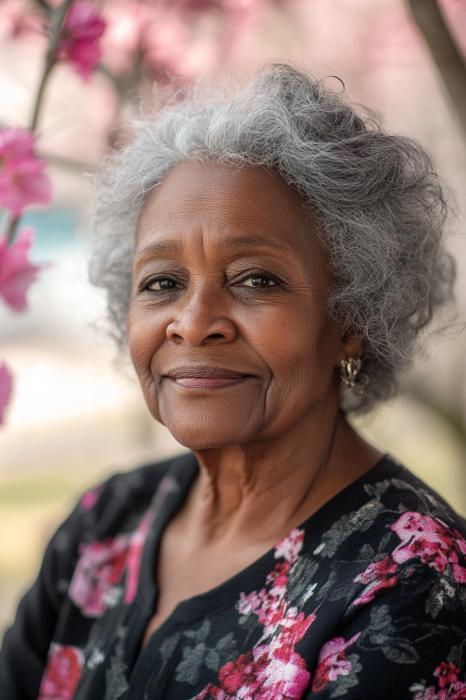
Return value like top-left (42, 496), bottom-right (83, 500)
top-left (406, 0), bottom-right (466, 139)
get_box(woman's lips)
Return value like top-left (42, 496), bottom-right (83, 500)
top-left (165, 367), bottom-right (253, 389)
top-left (168, 376), bottom-right (251, 389)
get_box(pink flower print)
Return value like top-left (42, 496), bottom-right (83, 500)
top-left (219, 648), bottom-right (266, 696)
top-left (410, 660), bottom-right (466, 699)
top-left (266, 561), bottom-right (291, 590)
top-left (69, 534), bottom-right (130, 616)
top-left (0, 362), bottom-right (13, 425)
top-left (125, 476), bottom-right (180, 603)
top-left (239, 586), bottom-right (287, 633)
top-left (434, 662), bottom-right (461, 689)
top-left (259, 592), bottom-right (288, 637)
top-left (57, 1), bottom-right (106, 79)
top-left (238, 588), bottom-right (266, 616)
top-left (38, 643), bottom-right (84, 700)
top-left (311, 632), bottom-right (361, 692)
top-left (450, 684), bottom-right (466, 699)
top-left (71, 475), bottom-right (175, 615)
top-left (0, 228), bottom-right (45, 312)
top-left (124, 504), bottom-right (156, 605)
top-left (391, 512), bottom-right (466, 583)
top-left (353, 554), bottom-right (398, 606)
top-left (257, 644), bottom-right (311, 698)
top-left (274, 528), bottom-right (305, 564)
top-left (194, 643), bottom-right (310, 699)
top-left (279, 607), bottom-right (317, 645)
top-left (239, 590), bottom-right (285, 639)
top-left (79, 485), bottom-right (103, 512)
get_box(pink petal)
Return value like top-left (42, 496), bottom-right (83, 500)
top-left (0, 227), bottom-right (46, 312)
top-left (57, 0), bottom-right (106, 79)
top-left (0, 158), bottom-right (52, 216)
top-left (0, 362), bottom-right (13, 425)
top-left (0, 127), bottom-right (34, 161)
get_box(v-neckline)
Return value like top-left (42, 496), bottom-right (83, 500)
top-left (126, 450), bottom-right (401, 680)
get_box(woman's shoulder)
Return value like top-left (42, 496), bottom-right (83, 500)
top-left (74, 450), bottom-right (198, 539)
top-left (362, 453), bottom-right (466, 533)
top-left (314, 453), bottom-right (465, 563)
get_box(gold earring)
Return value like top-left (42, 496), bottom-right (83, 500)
top-left (340, 357), bottom-right (367, 396)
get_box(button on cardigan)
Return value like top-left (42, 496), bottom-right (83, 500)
top-left (1, 451), bottom-right (465, 699)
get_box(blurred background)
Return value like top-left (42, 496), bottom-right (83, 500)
top-left (0, 0), bottom-right (465, 637)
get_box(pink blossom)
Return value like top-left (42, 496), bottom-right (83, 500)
top-left (0, 127), bottom-right (34, 160)
top-left (311, 633), bottom-right (361, 692)
top-left (0, 228), bottom-right (43, 312)
top-left (391, 512), bottom-right (466, 583)
top-left (0, 159), bottom-right (52, 217)
top-left (0, 128), bottom-right (52, 217)
top-left (142, 17), bottom-right (190, 77)
top-left (274, 528), bottom-right (305, 564)
top-left (102, 1), bottom-right (152, 75)
top-left (353, 554), bottom-right (398, 606)
top-left (0, 362), bottom-right (13, 425)
top-left (57, 1), bottom-right (106, 79)
top-left (38, 643), bottom-right (84, 700)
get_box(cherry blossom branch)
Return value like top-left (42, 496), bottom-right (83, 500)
top-left (6, 0), bottom-right (75, 245)
top-left (30, 0), bottom-right (74, 132)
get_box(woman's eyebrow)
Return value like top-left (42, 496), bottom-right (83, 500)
top-left (135, 235), bottom-right (293, 263)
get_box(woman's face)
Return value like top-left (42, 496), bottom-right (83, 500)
top-left (129, 161), bottom-right (355, 449)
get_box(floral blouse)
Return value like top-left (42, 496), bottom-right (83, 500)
top-left (1, 452), bottom-right (465, 700)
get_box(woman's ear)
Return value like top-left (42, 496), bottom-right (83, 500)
top-left (338, 333), bottom-right (363, 364)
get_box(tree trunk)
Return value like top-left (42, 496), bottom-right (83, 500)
top-left (406, 0), bottom-right (466, 140)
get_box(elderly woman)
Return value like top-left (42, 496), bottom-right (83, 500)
top-left (1, 63), bottom-right (465, 700)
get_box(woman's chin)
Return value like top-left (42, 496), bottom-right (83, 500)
top-left (163, 421), bottom-right (256, 452)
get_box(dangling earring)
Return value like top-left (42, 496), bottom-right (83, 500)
top-left (340, 357), bottom-right (366, 395)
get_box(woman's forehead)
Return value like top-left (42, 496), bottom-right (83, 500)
top-left (135, 160), bottom-right (320, 257)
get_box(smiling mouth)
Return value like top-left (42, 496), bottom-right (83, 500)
top-left (168, 376), bottom-right (251, 389)
top-left (165, 367), bottom-right (254, 389)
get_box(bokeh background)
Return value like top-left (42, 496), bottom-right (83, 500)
top-left (1, 0), bottom-right (465, 637)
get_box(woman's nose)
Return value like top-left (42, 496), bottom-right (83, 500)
top-left (165, 292), bottom-right (238, 346)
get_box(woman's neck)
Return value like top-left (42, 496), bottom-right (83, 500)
top-left (181, 410), bottom-right (382, 551)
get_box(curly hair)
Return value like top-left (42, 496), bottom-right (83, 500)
top-left (88, 62), bottom-right (456, 413)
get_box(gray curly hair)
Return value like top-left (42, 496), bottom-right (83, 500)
top-left (88, 62), bottom-right (456, 414)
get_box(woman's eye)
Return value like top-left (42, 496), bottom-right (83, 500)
top-left (240, 273), bottom-right (279, 288)
top-left (142, 277), bottom-right (179, 292)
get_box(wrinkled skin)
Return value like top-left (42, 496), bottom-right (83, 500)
top-left (128, 160), bottom-right (382, 646)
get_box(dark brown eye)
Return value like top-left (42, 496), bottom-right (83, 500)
top-left (143, 277), bottom-right (179, 291)
top-left (241, 274), bottom-right (279, 288)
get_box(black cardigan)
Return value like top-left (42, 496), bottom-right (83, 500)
top-left (1, 451), bottom-right (465, 699)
